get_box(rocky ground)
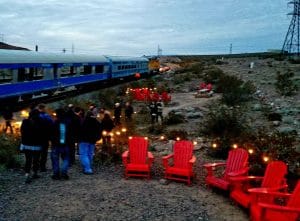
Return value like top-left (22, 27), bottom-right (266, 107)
top-left (1, 55), bottom-right (299, 221)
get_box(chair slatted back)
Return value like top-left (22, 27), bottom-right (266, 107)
top-left (288, 181), bottom-right (300, 207)
top-left (129, 137), bottom-right (148, 164)
top-left (173, 140), bottom-right (193, 169)
top-left (261, 161), bottom-right (287, 188)
top-left (224, 148), bottom-right (249, 179)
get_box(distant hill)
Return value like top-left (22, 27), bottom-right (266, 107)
top-left (0, 42), bottom-right (29, 51)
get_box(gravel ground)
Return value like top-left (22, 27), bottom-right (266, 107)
top-left (0, 153), bottom-right (248, 221)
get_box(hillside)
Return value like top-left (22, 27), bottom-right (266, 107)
top-left (0, 42), bottom-right (29, 51)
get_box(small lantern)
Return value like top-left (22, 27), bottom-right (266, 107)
top-left (212, 143), bottom-right (218, 148)
top-left (135, 73), bottom-right (141, 78)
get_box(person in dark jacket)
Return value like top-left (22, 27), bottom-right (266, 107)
top-left (37, 103), bottom-right (54, 172)
top-left (65, 104), bottom-right (81, 166)
top-left (113, 103), bottom-right (122, 125)
top-left (101, 111), bottom-right (114, 145)
top-left (78, 109), bottom-right (102, 174)
top-left (2, 107), bottom-right (14, 134)
top-left (124, 102), bottom-right (134, 121)
top-left (148, 101), bottom-right (158, 124)
top-left (50, 108), bottom-right (71, 180)
top-left (20, 109), bottom-right (44, 183)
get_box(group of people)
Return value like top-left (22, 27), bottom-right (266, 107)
top-left (148, 100), bottom-right (164, 124)
top-left (20, 102), bottom-right (134, 184)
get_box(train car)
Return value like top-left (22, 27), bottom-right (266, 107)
top-left (107, 55), bottom-right (149, 79)
top-left (0, 50), bottom-right (150, 102)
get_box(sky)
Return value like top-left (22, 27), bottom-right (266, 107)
top-left (0, 0), bottom-right (292, 56)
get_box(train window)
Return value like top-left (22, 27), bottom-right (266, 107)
top-left (95, 65), bottom-right (104, 73)
top-left (32, 68), bottom-right (44, 80)
top-left (0, 69), bottom-right (12, 83)
top-left (80, 65), bottom-right (92, 75)
top-left (17, 68), bottom-right (26, 82)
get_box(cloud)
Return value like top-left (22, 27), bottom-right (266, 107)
top-left (0, 0), bottom-right (291, 55)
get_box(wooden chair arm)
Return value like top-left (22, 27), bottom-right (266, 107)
top-left (189, 155), bottom-right (196, 164)
top-left (122, 151), bottom-right (129, 165)
top-left (230, 176), bottom-right (264, 183)
top-left (203, 162), bottom-right (226, 169)
top-left (162, 154), bottom-right (174, 168)
top-left (148, 151), bottom-right (154, 166)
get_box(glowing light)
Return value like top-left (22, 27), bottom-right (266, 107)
top-left (14, 121), bottom-right (22, 128)
top-left (263, 156), bottom-right (270, 162)
top-left (176, 137), bottom-right (180, 141)
top-left (144, 137), bottom-right (148, 140)
top-left (121, 128), bottom-right (127, 133)
top-left (116, 131), bottom-right (121, 136)
top-left (52, 113), bottom-right (57, 117)
top-left (102, 131), bottom-right (107, 136)
top-left (21, 110), bottom-right (29, 118)
top-left (109, 132), bottom-right (114, 137)
top-left (160, 135), bottom-right (165, 140)
top-left (232, 144), bottom-right (238, 149)
top-left (193, 141), bottom-right (198, 145)
top-left (129, 136), bottom-right (133, 140)
top-left (212, 143), bottom-right (218, 148)
top-left (248, 149), bottom-right (254, 154)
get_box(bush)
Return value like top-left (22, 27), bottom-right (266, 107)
top-left (202, 67), bottom-right (225, 85)
top-left (98, 88), bottom-right (118, 108)
top-left (275, 71), bottom-right (298, 96)
top-left (200, 103), bottom-right (249, 158)
top-left (219, 76), bottom-right (255, 106)
top-left (164, 110), bottom-right (185, 125)
top-left (0, 134), bottom-right (22, 169)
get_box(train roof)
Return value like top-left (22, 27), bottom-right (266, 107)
top-left (106, 55), bottom-right (148, 62)
top-left (0, 49), bottom-right (109, 64)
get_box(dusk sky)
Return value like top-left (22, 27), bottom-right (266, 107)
top-left (0, 0), bottom-right (292, 56)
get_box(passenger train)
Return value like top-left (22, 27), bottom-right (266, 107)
top-left (0, 49), bottom-right (153, 103)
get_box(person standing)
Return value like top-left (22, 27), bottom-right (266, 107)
top-left (37, 103), bottom-right (54, 172)
top-left (2, 107), bottom-right (14, 134)
top-left (148, 101), bottom-right (157, 124)
top-left (124, 102), bottom-right (134, 121)
top-left (78, 109), bottom-right (102, 174)
top-left (20, 109), bottom-right (43, 183)
top-left (156, 100), bottom-right (164, 123)
top-left (101, 111), bottom-right (114, 145)
top-left (50, 108), bottom-right (71, 180)
top-left (113, 103), bottom-right (122, 125)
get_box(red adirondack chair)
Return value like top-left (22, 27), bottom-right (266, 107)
top-left (250, 181), bottom-right (300, 221)
top-left (230, 161), bottom-right (288, 208)
top-left (162, 140), bottom-right (196, 185)
top-left (122, 136), bottom-right (154, 179)
top-left (204, 148), bottom-right (249, 190)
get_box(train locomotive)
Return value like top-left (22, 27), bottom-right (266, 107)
top-left (0, 49), bottom-right (151, 103)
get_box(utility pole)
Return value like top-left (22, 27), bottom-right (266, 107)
top-left (157, 44), bottom-right (162, 57)
top-left (282, 0), bottom-right (300, 55)
top-left (229, 43), bottom-right (233, 54)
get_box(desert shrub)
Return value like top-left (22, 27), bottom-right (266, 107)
top-left (164, 110), bottom-right (185, 125)
top-left (202, 67), bottom-right (225, 86)
top-left (188, 62), bottom-right (204, 77)
top-left (200, 103), bottom-right (249, 158)
top-left (0, 134), bottom-right (22, 169)
top-left (275, 71), bottom-right (298, 96)
top-left (219, 75), bottom-right (255, 106)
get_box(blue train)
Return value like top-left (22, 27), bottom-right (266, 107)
top-left (0, 49), bottom-right (150, 102)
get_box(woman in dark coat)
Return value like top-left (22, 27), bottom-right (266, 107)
top-left (20, 109), bottom-right (44, 183)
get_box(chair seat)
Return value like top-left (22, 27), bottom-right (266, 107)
top-left (127, 163), bottom-right (149, 172)
top-left (206, 176), bottom-right (229, 190)
top-left (230, 189), bottom-right (250, 208)
top-left (166, 167), bottom-right (192, 176)
top-left (251, 204), bottom-right (295, 221)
